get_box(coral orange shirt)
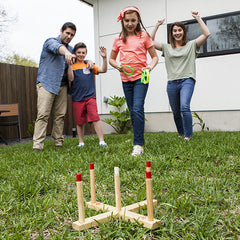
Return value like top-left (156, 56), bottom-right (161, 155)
top-left (112, 31), bottom-right (153, 82)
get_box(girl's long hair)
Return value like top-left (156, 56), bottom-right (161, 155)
top-left (119, 7), bottom-right (148, 43)
top-left (169, 22), bottom-right (187, 48)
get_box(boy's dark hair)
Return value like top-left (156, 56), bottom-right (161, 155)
top-left (61, 22), bottom-right (77, 32)
top-left (73, 42), bottom-right (87, 53)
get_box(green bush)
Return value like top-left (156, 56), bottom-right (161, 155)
top-left (192, 112), bottom-right (209, 131)
top-left (27, 121), bottom-right (35, 137)
top-left (102, 96), bottom-right (132, 134)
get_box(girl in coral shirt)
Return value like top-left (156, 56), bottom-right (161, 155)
top-left (109, 6), bottom-right (158, 156)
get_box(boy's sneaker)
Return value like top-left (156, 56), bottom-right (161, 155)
top-left (99, 141), bottom-right (107, 147)
top-left (78, 142), bottom-right (85, 147)
top-left (131, 145), bottom-right (144, 156)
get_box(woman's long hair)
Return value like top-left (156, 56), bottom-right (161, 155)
top-left (169, 22), bottom-right (187, 48)
top-left (119, 7), bottom-right (148, 43)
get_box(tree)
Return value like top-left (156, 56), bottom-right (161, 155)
top-left (0, 4), bottom-right (16, 60)
top-left (0, 5), bottom-right (37, 67)
top-left (0, 8), bottom-right (10, 33)
top-left (0, 4), bottom-right (16, 36)
top-left (4, 53), bottom-right (38, 67)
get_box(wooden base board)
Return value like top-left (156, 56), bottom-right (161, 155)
top-left (86, 199), bottom-right (158, 212)
top-left (72, 199), bottom-right (160, 231)
top-left (72, 211), bottom-right (118, 231)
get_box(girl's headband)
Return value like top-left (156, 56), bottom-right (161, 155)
top-left (117, 7), bottom-right (140, 22)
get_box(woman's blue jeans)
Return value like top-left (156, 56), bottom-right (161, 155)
top-left (122, 79), bottom-right (148, 146)
top-left (167, 78), bottom-right (195, 138)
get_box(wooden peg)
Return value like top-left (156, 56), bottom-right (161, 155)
top-left (114, 167), bottom-right (121, 211)
top-left (146, 171), bottom-right (154, 221)
top-left (76, 173), bottom-right (85, 223)
top-left (90, 163), bottom-right (96, 203)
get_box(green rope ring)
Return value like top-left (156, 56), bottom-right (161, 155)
top-left (121, 65), bottom-right (134, 75)
top-left (141, 69), bottom-right (150, 84)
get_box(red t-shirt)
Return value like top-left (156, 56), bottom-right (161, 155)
top-left (112, 31), bottom-right (153, 82)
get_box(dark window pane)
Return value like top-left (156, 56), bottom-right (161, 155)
top-left (185, 23), bottom-right (203, 53)
top-left (207, 15), bottom-right (240, 52)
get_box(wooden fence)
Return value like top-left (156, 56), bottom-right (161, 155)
top-left (0, 62), bottom-right (94, 140)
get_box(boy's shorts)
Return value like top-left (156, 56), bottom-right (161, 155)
top-left (73, 97), bottom-right (100, 125)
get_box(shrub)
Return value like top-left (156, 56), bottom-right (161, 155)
top-left (102, 96), bottom-right (132, 134)
top-left (192, 112), bottom-right (209, 131)
top-left (27, 121), bottom-right (35, 137)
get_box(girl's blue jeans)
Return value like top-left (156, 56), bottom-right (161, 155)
top-left (122, 79), bottom-right (148, 146)
top-left (167, 78), bottom-right (195, 138)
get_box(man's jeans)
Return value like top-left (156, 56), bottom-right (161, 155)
top-left (122, 79), bottom-right (148, 146)
top-left (167, 78), bottom-right (195, 138)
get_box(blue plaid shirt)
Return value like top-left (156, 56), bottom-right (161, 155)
top-left (36, 36), bottom-right (73, 95)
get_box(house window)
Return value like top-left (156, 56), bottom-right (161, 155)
top-left (168, 11), bottom-right (240, 57)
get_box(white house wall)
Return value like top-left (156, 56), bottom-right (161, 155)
top-left (91, 0), bottom-right (240, 133)
top-left (193, 54), bottom-right (240, 111)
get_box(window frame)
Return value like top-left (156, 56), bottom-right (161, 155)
top-left (167, 10), bottom-right (240, 58)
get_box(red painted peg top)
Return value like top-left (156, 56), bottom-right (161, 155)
top-left (76, 173), bottom-right (82, 181)
top-left (146, 171), bottom-right (151, 179)
top-left (146, 161), bottom-right (151, 167)
top-left (90, 163), bottom-right (94, 170)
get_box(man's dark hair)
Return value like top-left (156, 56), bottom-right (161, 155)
top-left (61, 22), bottom-right (76, 32)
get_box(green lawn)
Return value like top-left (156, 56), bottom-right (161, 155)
top-left (0, 132), bottom-right (239, 239)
